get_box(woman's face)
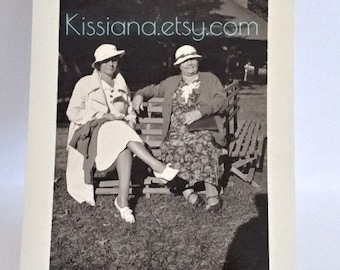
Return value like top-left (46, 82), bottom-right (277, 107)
top-left (179, 58), bottom-right (199, 77)
top-left (99, 56), bottom-right (119, 77)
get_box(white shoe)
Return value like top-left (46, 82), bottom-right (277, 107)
top-left (153, 164), bottom-right (179, 183)
top-left (114, 198), bottom-right (135, 223)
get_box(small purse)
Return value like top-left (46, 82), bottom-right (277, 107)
top-left (187, 115), bottom-right (219, 132)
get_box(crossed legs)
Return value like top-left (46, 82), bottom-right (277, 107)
top-left (127, 141), bottom-right (165, 173)
top-left (115, 141), bottom-right (170, 208)
top-left (115, 141), bottom-right (179, 222)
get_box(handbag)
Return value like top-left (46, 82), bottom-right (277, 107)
top-left (187, 115), bottom-right (219, 132)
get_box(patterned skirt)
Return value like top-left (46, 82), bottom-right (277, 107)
top-left (160, 130), bottom-right (222, 187)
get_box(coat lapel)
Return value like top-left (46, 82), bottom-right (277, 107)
top-left (87, 70), bottom-right (109, 108)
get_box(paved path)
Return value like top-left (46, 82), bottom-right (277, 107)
top-left (238, 84), bottom-right (267, 127)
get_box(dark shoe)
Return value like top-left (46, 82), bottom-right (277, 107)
top-left (166, 177), bottom-right (188, 195)
top-left (206, 196), bottom-right (222, 212)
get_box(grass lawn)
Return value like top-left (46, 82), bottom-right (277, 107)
top-left (50, 84), bottom-right (268, 270)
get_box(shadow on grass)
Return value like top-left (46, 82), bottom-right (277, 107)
top-left (222, 193), bottom-right (268, 270)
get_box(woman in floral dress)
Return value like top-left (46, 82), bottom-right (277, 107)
top-left (133, 45), bottom-right (228, 211)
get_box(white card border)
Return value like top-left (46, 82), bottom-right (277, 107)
top-left (20, 1), bottom-right (296, 269)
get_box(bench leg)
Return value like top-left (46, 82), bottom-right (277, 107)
top-left (230, 157), bottom-right (259, 186)
top-left (230, 166), bottom-right (249, 182)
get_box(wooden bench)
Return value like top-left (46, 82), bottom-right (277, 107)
top-left (95, 80), bottom-right (265, 196)
top-left (227, 119), bottom-right (265, 187)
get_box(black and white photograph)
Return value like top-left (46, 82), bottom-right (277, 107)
top-left (51, 0), bottom-right (268, 269)
top-left (8, 0), bottom-right (340, 269)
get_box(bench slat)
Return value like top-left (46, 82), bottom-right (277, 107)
top-left (138, 118), bottom-right (164, 124)
top-left (228, 106), bottom-right (240, 121)
top-left (98, 180), bottom-right (141, 188)
top-left (147, 106), bottom-right (162, 113)
top-left (142, 97), bottom-right (164, 106)
top-left (147, 97), bottom-right (164, 103)
top-left (225, 97), bottom-right (240, 113)
top-left (98, 180), bottom-right (118, 187)
top-left (225, 88), bottom-right (240, 100)
top-left (144, 176), bottom-right (166, 185)
top-left (233, 119), bottom-right (246, 138)
top-left (239, 120), bottom-right (257, 157)
top-left (95, 187), bottom-right (171, 195)
top-left (248, 120), bottom-right (261, 156)
top-left (143, 188), bottom-right (171, 194)
top-left (228, 119), bottom-right (245, 151)
top-left (141, 129), bottom-right (163, 135)
top-left (96, 187), bottom-right (132, 195)
top-left (231, 120), bottom-right (251, 157)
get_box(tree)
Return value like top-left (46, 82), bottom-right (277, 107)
top-left (248, 0), bottom-right (268, 21)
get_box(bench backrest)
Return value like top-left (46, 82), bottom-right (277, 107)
top-left (224, 80), bottom-right (241, 137)
top-left (136, 98), bottom-right (164, 158)
top-left (136, 80), bottom-right (240, 158)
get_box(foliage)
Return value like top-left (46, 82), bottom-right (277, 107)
top-left (60, 0), bottom-right (267, 21)
top-left (60, 0), bottom-right (224, 20)
top-left (248, 0), bottom-right (268, 21)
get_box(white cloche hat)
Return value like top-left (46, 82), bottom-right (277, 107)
top-left (92, 44), bottom-right (125, 68)
top-left (173, 45), bottom-right (202, 66)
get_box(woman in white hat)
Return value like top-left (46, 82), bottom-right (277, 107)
top-left (66, 44), bottom-right (179, 223)
top-left (133, 45), bottom-right (228, 212)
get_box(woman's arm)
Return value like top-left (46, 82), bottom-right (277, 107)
top-left (66, 79), bottom-right (88, 124)
top-left (66, 78), bottom-right (104, 124)
top-left (134, 83), bottom-right (163, 99)
top-left (125, 90), bottom-right (137, 128)
top-left (132, 82), bottom-right (165, 113)
top-left (198, 73), bottom-right (228, 116)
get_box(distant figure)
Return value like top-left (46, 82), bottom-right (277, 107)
top-left (227, 49), bottom-right (246, 82)
top-left (133, 45), bottom-right (229, 211)
top-left (244, 62), bottom-right (253, 82)
top-left (66, 44), bottom-right (179, 223)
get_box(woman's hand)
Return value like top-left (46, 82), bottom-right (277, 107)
top-left (125, 115), bottom-right (136, 129)
top-left (127, 121), bottom-right (136, 129)
top-left (132, 95), bottom-right (144, 113)
top-left (102, 112), bottom-right (126, 121)
top-left (184, 110), bottom-right (202, 125)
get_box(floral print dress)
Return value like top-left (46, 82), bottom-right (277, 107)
top-left (160, 79), bottom-right (222, 186)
